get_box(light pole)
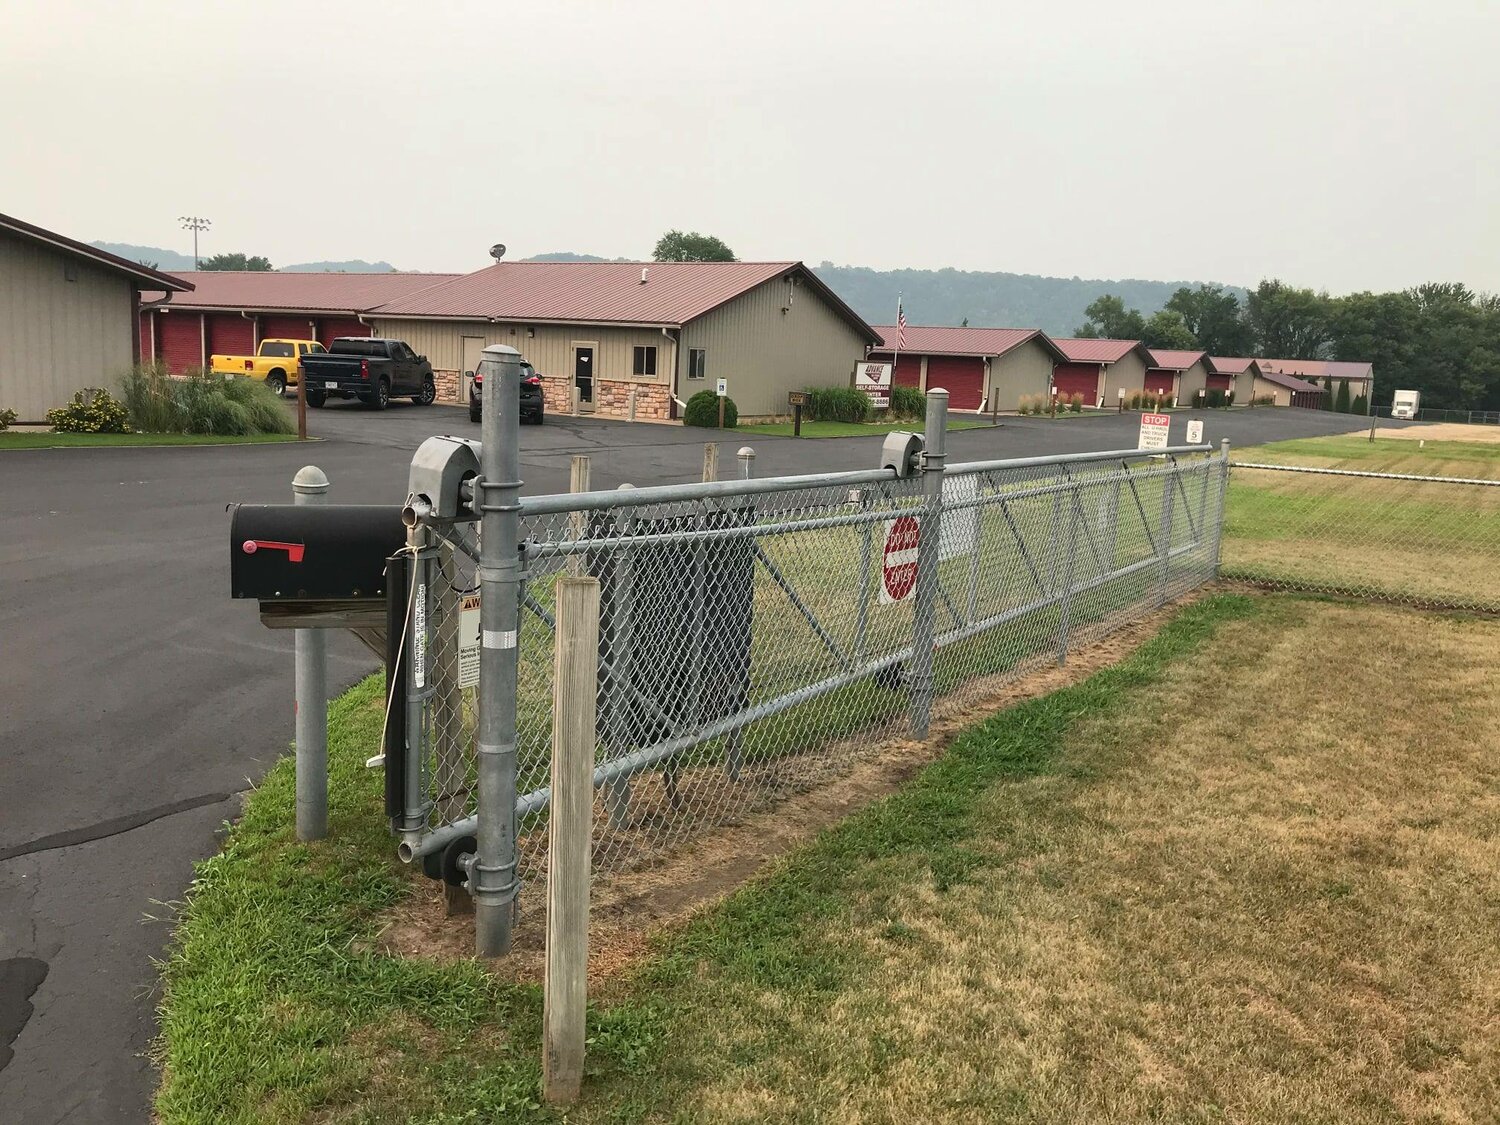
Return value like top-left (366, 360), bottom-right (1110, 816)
top-left (178, 216), bottom-right (211, 268)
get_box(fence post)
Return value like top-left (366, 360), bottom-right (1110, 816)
top-left (910, 388), bottom-right (948, 740)
top-left (702, 442), bottom-right (719, 483)
top-left (1156, 458), bottom-right (1176, 607)
top-left (603, 483), bottom-right (635, 828)
top-left (475, 346), bottom-right (524, 958)
top-left (1213, 439), bottom-right (1230, 575)
top-left (292, 465), bottom-right (329, 841)
top-left (1054, 480), bottom-right (1081, 664)
top-left (569, 456), bottom-right (591, 577)
top-left (737, 445), bottom-right (755, 480)
top-left (543, 576), bottom-right (599, 1107)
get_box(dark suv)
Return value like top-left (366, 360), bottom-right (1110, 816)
top-left (470, 359), bottom-right (545, 424)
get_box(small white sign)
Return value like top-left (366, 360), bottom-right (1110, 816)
top-left (715, 378), bottom-right (728, 397)
top-left (1138, 412), bottom-right (1170, 450)
top-left (940, 473), bottom-right (979, 561)
top-left (854, 361), bottom-right (894, 409)
top-left (1185, 419), bottom-right (1204, 444)
top-left (458, 593), bottom-right (481, 688)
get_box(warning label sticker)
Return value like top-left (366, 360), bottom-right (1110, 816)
top-left (458, 593), bottom-right (481, 688)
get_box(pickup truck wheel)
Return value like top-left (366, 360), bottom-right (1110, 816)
top-left (306, 389), bottom-right (326, 408)
top-left (265, 371), bottom-right (286, 397)
top-left (414, 375), bottom-right (436, 406)
top-left (365, 378), bottom-right (390, 410)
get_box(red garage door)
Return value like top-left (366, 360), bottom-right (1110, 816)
top-left (1206, 373), bottom-right (1231, 391)
top-left (262, 315), bottom-right (315, 341)
top-left (1051, 363), bottom-right (1099, 400)
top-left (207, 314), bottom-right (254, 359)
top-left (893, 354), bottom-right (922, 388)
top-left (1144, 370), bottom-right (1176, 397)
top-left (159, 313), bottom-right (203, 373)
top-left (317, 318), bottom-right (371, 348)
top-left (925, 355), bottom-right (984, 411)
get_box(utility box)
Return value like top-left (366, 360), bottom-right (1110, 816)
top-left (230, 504), bottom-right (406, 601)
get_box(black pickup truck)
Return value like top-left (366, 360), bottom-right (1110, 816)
top-left (300, 338), bottom-right (436, 410)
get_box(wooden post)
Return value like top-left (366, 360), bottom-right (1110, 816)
top-left (543, 577), bottom-right (600, 1107)
top-left (1368, 412), bottom-right (1378, 444)
top-left (702, 442), bottom-right (718, 483)
top-left (296, 360), bottom-right (308, 440)
top-left (717, 395), bottom-right (725, 429)
top-left (568, 456), bottom-right (591, 577)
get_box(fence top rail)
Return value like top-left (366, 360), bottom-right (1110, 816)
top-left (1231, 461), bottom-right (1500, 488)
top-left (518, 466), bottom-right (901, 517)
top-left (949, 443), bottom-right (1216, 476)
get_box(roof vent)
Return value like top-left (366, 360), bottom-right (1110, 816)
top-left (640, 267), bottom-right (648, 285)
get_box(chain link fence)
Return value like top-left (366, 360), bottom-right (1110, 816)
top-left (1221, 461), bottom-right (1500, 611)
top-left (400, 444), bottom-right (1226, 902)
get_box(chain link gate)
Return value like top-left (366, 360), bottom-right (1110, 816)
top-left (392, 385), bottom-right (1228, 959)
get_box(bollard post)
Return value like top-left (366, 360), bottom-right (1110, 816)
top-left (737, 446), bottom-right (756, 480)
top-left (702, 442), bottom-right (718, 483)
top-left (293, 465), bottom-right (329, 840)
top-left (475, 346), bottom-right (524, 957)
top-left (909, 389), bottom-right (948, 740)
top-left (543, 577), bottom-right (599, 1107)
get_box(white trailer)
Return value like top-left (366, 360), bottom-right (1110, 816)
top-left (1391, 389), bottom-right (1421, 419)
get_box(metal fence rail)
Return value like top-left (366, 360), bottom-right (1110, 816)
top-left (1222, 461), bottom-right (1500, 611)
top-left (1371, 406), bottom-right (1500, 426)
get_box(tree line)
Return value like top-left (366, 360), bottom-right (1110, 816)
top-left (1076, 280), bottom-right (1500, 411)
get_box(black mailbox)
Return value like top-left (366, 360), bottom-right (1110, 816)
top-left (230, 504), bottom-right (406, 601)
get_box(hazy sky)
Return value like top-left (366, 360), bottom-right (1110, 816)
top-left (3, 0), bottom-right (1497, 293)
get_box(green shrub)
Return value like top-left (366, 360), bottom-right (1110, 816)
top-left (0, 407), bottom-right (16, 431)
top-left (120, 365), bottom-right (295, 436)
top-left (1068, 392), bottom-right (1083, 413)
top-left (1205, 388), bottom-right (1227, 409)
top-left (888, 383), bottom-right (925, 420)
top-left (1254, 394), bottom-right (1276, 406)
top-left (804, 386), bottom-right (870, 423)
top-left (1127, 390), bottom-right (1143, 410)
top-left (46, 388), bottom-right (130, 433)
top-left (1334, 379), bottom-right (1351, 413)
top-left (1352, 393), bottom-right (1367, 415)
top-left (683, 389), bottom-right (737, 427)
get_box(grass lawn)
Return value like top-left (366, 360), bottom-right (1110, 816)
top-left (739, 418), bottom-right (992, 438)
top-left (155, 591), bottom-right (1500, 1122)
top-left (1223, 433), bottom-right (1500, 609)
top-left (0, 431), bottom-right (303, 449)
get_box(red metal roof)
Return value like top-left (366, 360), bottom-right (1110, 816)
top-left (1208, 356), bottom-right (1259, 375)
top-left (1258, 370), bottom-right (1325, 394)
top-left (869, 324), bottom-right (1066, 361)
top-left (1, 212), bottom-right (191, 291)
top-left (1258, 358), bottom-right (1374, 383)
top-left (138, 270), bottom-right (461, 314)
top-left (1146, 348), bottom-right (1207, 371)
top-left (366, 260), bottom-right (877, 340)
top-left (1052, 337), bottom-right (1146, 364)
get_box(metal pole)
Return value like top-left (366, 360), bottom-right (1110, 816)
top-left (292, 465), bottom-right (329, 840)
top-left (603, 483), bottom-right (635, 828)
top-left (475, 345), bottom-right (524, 957)
top-left (1213, 439), bottom-right (1230, 575)
top-left (1054, 478), bottom-right (1081, 665)
top-left (909, 388), bottom-right (948, 739)
top-left (1156, 458), bottom-right (1176, 607)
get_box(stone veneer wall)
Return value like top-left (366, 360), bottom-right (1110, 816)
top-left (431, 370), bottom-right (673, 421)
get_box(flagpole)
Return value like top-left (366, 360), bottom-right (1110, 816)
top-left (892, 292), bottom-right (902, 376)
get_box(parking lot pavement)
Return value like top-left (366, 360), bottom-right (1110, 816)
top-left (0, 402), bottom-right (1395, 1122)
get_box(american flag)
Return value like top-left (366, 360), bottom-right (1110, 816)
top-left (895, 299), bottom-right (907, 351)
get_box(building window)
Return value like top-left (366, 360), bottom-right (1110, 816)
top-left (633, 345), bottom-right (657, 377)
top-left (688, 348), bottom-right (707, 380)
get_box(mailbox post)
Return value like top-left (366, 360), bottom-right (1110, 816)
top-left (292, 465), bottom-right (330, 840)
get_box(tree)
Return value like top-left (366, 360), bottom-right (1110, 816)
top-left (1165, 284), bottom-right (1253, 355)
top-left (1141, 309), bottom-right (1198, 350)
top-left (200, 252), bottom-right (272, 271)
top-left (1334, 379), bottom-right (1351, 413)
top-left (1075, 294), bottom-right (1146, 340)
top-left (652, 230), bottom-right (736, 262)
top-left (1245, 279), bottom-right (1330, 358)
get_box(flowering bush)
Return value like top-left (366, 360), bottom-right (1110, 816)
top-left (45, 388), bottom-right (130, 433)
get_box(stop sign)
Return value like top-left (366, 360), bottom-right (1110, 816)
top-left (881, 515), bottom-right (920, 603)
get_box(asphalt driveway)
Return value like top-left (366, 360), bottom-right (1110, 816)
top-left (0, 402), bottom-right (1399, 1122)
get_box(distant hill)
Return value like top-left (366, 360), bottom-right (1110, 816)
top-left (810, 264), bottom-right (1247, 337)
top-left (89, 242), bottom-right (397, 274)
top-left (521, 251), bottom-right (633, 263)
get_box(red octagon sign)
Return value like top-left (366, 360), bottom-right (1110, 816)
top-left (881, 515), bottom-right (921, 603)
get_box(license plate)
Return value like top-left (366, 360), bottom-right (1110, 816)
top-left (325, 381), bottom-right (338, 390)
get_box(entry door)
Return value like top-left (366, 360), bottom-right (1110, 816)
top-left (574, 346), bottom-right (595, 412)
top-left (460, 336), bottom-right (485, 403)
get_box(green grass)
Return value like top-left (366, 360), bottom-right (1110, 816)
top-left (740, 418), bottom-right (992, 438)
top-left (1237, 433), bottom-right (1500, 472)
top-left (155, 594), bottom-right (1251, 1124)
top-left (0, 431), bottom-right (303, 449)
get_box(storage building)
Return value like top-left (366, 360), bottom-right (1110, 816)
top-left (867, 325), bottom-right (1068, 412)
top-left (366, 260), bottom-right (877, 419)
top-left (136, 271), bottom-right (461, 374)
top-left (1206, 357), bottom-right (1261, 403)
top-left (1252, 369), bottom-right (1325, 408)
top-left (0, 212), bottom-right (192, 421)
top-left (1051, 338), bottom-right (1153, 406)
top-left (1259, 358), bottom-right (1374, 412)
top-left (1146, 349), bottom-right (1209, 404)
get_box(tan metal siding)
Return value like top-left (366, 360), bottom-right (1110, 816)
top-left (0, 232), bottom-right (136, 420)
top-left (370, 318), bottom-right (674, 384)
top-left (1099, 351), bottom-right (1150, 406)
top-left (987, 338), bottom-right (1055, 412)
top-left (679, 275), bottom-right (869, 418)
top-left (1176, 360), bottom-right (1210, 403)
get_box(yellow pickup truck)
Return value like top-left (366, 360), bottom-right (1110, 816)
top-left (210, 339), bottom-right (325, 397)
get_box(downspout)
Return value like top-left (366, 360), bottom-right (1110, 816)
top-left (137, 291), bottom-right (175, 366)
top-left (241, 310), bottom-right (257, 348)
top-left (130, 287), bottom-right (142, 365)
top-left (199, 313), bottom-right (207, 369)
top-left (665, 326), bottom-right (685, 417)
